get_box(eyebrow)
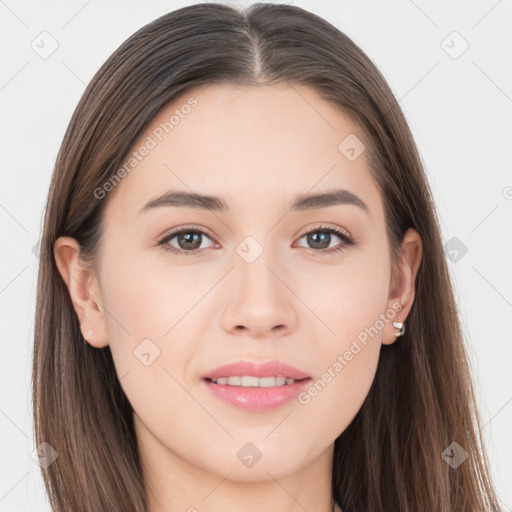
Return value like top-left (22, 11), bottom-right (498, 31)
top-left (137, 188), bottom-right (370, 215)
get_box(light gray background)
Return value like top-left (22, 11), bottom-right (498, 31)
top-left (1, 1), bottom-right (511, 510)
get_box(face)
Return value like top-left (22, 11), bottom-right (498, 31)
top-left (57, 82), bottom-right (420, 485)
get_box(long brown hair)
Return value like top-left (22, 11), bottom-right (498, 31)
top-left (32, 3), bottom-right (501, 511)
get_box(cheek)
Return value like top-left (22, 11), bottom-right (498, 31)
top-left (292, 257), bottom-right (389, 427)
top-left (97, 248), bottom-right (192, 387)
top-left (295, 251), bottom-right (390, 346)
top-left (98, 253), bottom-right (205, 451)
top-left (99, 245), bottom-right (197, 343)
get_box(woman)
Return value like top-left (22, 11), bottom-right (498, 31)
top-left (32, 2), bottom-right (501, 511)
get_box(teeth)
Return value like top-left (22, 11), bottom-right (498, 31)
top-left (276, 376), bottom-right (286, 386)
top-left (227, 376), bottom-right (242, 386)
top-left (210, 375), bottom-right (297, 387)
top-left (241, 375), bottom-right (259, 387)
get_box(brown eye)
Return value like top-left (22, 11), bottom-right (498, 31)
top-left (295, 225), bottom-right (354, 254)
top-left (158, 228), bottom-right (216, 256)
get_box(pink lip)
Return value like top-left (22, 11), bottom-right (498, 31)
top-left (200, 360), bottom-right (312, 411)
top-left (201, 360), bottom-right (311, 380)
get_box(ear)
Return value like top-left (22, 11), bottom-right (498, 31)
top-left (382, 228), bottom-right (422, 345)
top-left (54, 236), bottom-right (109, 348)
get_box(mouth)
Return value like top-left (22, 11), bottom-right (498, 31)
top-left (204, 375), bottom-right (311, 387)
top-left (200, 360), bottom-right (313, 411)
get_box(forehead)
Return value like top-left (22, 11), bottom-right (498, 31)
top-left (104, 82), bottom-right (382, 220)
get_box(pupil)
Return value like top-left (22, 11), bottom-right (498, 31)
top-left (308, 231), bottom-right (330, 249)
top-left (179, 232), bottom-right (201, 250)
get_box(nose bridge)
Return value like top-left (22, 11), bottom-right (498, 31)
top-left (223, 233), bottom-right (296, 336)
top-left (235, 233), bottom-right (283, 303)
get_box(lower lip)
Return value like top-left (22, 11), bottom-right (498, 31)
top-left (201, 378), bottom-right (312, 411)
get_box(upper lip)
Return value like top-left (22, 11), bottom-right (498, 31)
top-left (201, 360), bottom-right (311, 380)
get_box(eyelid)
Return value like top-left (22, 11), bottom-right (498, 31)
top-left (295, 222), bottom-right (352, 240)
top-left (158, 224), bottom-right (218, 242)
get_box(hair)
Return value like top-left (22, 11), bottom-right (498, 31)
top-left (32, 2), bottom-right (501, 511)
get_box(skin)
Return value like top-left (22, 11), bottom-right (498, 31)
top-left (55, 82), bottom-right (422, 512)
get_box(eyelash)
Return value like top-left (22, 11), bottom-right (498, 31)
top-left (157, 224), bottom-right (355, 257)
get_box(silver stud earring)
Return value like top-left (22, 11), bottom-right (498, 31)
top-left (392, 321), bottom-right (405, 336)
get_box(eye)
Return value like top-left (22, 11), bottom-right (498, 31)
top-left (157, 226), bottom-right (218, 256)
top-left (157, 224), bottom-right (355, 257)
top-left (294, 225), bottom-right (355, 255)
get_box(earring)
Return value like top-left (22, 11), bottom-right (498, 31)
top-left (392, 321), bottom-right (405, 337)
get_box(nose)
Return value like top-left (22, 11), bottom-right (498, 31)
top-left (221, 248), bottom-right (297, 339)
